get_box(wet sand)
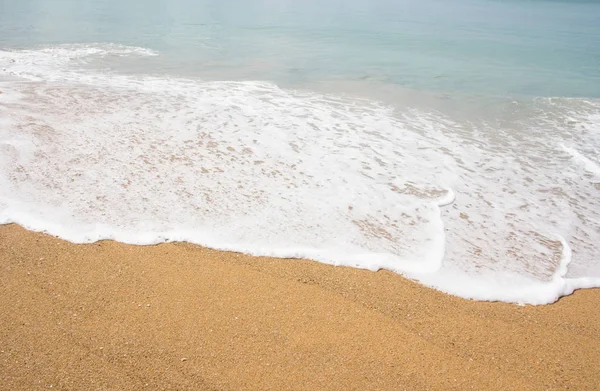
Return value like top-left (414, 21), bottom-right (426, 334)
top-left (1, 223), bottom-right (599, 390)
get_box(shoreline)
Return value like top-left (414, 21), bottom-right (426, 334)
top-left (1, 223), bottom-right (599, 390)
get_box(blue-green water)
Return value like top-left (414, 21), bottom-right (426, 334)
top-left (1, 0), bottom-right (599, 304)
top-left (2, 0), bottom-right (599, 97)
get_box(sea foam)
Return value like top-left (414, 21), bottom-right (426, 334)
top-left (1, 44), bottom-right (599, 304)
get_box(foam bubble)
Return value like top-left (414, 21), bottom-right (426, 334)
top-left (1, 45), bottom-right (599, 305)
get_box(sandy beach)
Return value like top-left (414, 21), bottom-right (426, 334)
top-left (0, 223), bottom-right (599, 390)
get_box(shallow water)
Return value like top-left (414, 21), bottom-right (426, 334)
top-left (1, 0), bottom-right (599, 304)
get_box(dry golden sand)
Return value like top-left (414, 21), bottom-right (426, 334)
top-left (1, 224), bottom-right (599, 390)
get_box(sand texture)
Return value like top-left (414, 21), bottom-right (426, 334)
top-left (1, 224), bottom-right (599, 390)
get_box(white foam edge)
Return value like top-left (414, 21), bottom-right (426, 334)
top-left (436, 188), bottom-right (456, 207)
top-left (407, 266), bottom-right (600, 306)
top-left (0, 203), bottom-right (436, 275)
top-left (561, 144), bottom-right (600, 176)
top-left (4, 196), bottom-right (597, 305)
top-left (34, 43), bottom-right (159, 57)
top-left (410, 232), bottom-right (600, 306)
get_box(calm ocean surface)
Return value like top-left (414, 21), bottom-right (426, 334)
top-left (2, 0), bottom-right (600, 97)
top-left (1, 0), bottom-right (599, 303)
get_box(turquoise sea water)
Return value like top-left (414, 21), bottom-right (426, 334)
top-left (1, 0), bottom-right (599, 303)
top-left (2, 0), bottom-right (599, 97)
